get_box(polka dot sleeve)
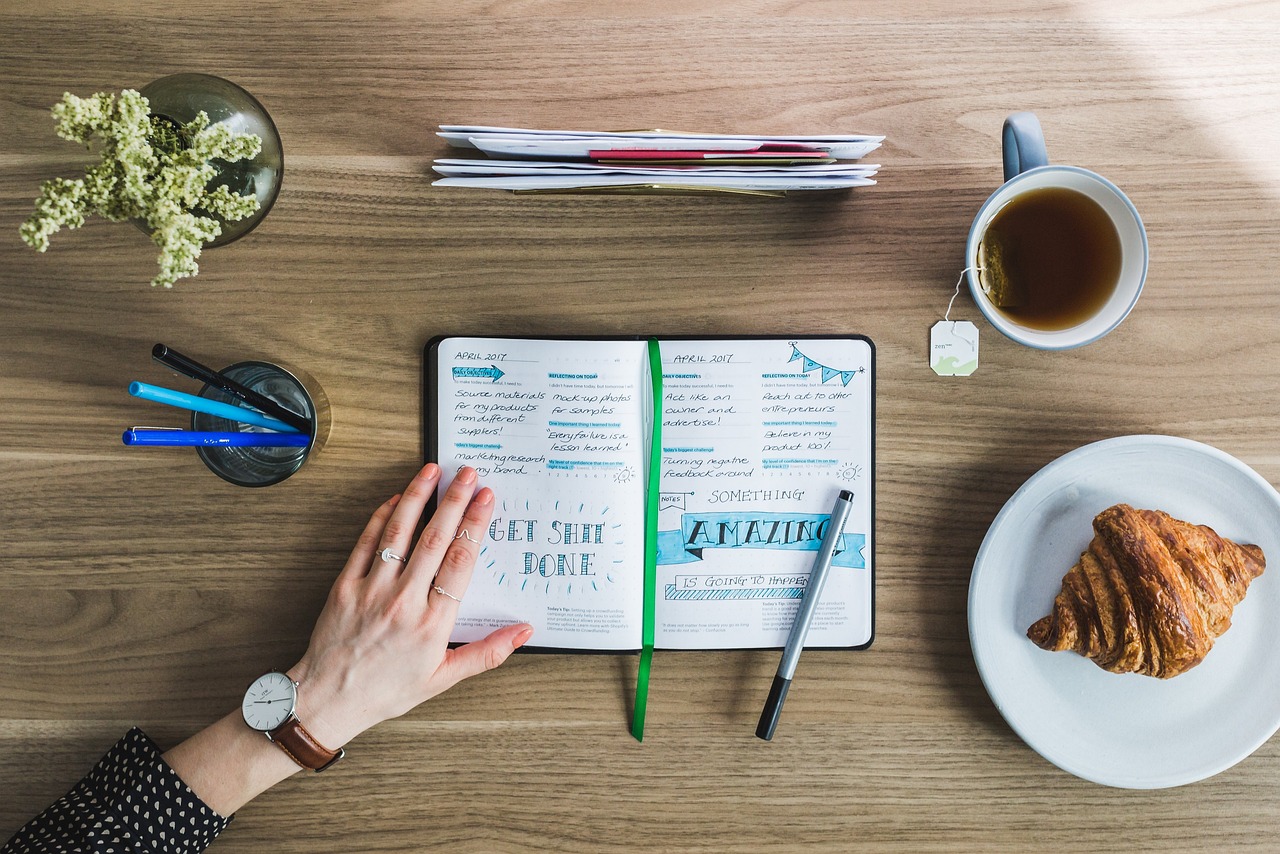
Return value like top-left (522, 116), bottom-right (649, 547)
top-left (3, 727), bottom-right (232, 853)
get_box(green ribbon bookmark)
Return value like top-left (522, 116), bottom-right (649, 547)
top-left (631, 338), bottom-right (663, 742)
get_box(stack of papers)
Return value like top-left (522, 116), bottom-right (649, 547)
top-left (432, 125), bottom-right (883, 194)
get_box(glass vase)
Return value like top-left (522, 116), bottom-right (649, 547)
top-left (138, 73), bottom-right (283, 247)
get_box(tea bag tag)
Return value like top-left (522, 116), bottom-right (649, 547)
top-left (931, 320), bottom-right (979, 376)
top-left (930, 269), bottom-right (980, 376)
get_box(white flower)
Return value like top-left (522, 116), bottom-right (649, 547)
top-left (20, 88), bottom-right (263, 288)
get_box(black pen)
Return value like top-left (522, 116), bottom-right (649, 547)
top-left (756, 489), bottom-right (856, 741)
top-left (151, 344), bottom-right (312, 433)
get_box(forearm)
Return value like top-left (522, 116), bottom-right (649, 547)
top-left (162, 710), bottom-right (304, 817)
top-left (3, 728), bottom-right (233, 854)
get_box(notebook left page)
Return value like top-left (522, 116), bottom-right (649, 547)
top-left (431, 337), bottom-right (650, 651)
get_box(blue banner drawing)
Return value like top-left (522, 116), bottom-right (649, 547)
top-left (452, 365), bottom-right (505, 382)
top-left (665, 585), bottom-right (806, 601)
top-left (656, 511), bottom-right (866, 568)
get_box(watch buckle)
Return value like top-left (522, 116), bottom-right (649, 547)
top-left (316, 747), bottom-right (345, 772)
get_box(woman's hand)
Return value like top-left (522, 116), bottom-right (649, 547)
top-left (161, 464), bottom-right (529, 817)
top-left (287, 463), bottom-right (533, 749)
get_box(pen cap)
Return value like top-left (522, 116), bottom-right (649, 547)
top-left (191, 361), bottom-right (330, 487)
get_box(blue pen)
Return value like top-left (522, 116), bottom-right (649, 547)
top-left (122, 428), bottom-right (311, 448)
top-left (129, 382), bottom-right (301, 432)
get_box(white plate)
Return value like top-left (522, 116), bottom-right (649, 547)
top-left (968, 435), bottom-right (1280, 788)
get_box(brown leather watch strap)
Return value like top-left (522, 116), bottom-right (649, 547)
top-left (269, 717), bottom-right (345, 772)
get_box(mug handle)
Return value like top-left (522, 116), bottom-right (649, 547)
top-left (1002, 112), bottom-right (1048, 182)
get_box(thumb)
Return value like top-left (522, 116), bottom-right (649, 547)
top-left (436, 623), bottom-right (533, 690)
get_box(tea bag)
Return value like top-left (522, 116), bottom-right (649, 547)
top-left (977, 229), bottom-right (1025, 309)
top-left (930, 269), bottom-right (979, 376)
top-left (931, 321), bottom-right (979, 376)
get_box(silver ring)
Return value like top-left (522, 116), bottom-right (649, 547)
top-left (378, 547), bottom-right (409, 564)
top-left (432, 585), bottom-right (463, 603)
top-left (453, 530), bottom-right (480, 544)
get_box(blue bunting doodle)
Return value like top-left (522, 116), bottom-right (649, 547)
top-left (788, 342), bottom-right (864, 387)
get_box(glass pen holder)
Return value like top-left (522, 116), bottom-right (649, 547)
top-left (191, 361), bottom-right (330, 486)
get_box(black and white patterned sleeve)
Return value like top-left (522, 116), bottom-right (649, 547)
top-left (3, 727), bottom-right (232, 853)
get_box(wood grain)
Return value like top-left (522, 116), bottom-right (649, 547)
top-left (3, 2), bottom-right (1280, 850)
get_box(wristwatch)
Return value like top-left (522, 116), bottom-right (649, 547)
top-left (241, 671), bottom-right (344, 772)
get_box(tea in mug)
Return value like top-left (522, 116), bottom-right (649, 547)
top-left (977, 187), bottom-right (1123, 331)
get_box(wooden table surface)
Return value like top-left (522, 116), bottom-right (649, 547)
top-left (4, 1), bottom-right (1280, 851)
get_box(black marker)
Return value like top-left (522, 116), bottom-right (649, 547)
top-left (151, 344), bottom-right (311, 434)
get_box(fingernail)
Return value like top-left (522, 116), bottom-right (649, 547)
top-left (457, 466), bottom-right (476, 484)
top-left (389, 493), bottom-right (402, 507)
top-left (514, 627), bottom-right (534, 648)
top-left (474, 487), bottom-right (494, 506)
top-left (422, 463), bottom-right (440, 479)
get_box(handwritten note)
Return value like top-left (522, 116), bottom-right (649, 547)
top-left (436, 337), bottom-right (649, 649)
top-left (654, 339), bottom-right (873, 649)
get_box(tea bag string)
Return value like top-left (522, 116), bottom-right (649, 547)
top-left (944, 266), bottom-right (983, 324)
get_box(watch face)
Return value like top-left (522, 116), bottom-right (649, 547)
top-left (242, 671), bottom-right (297, 732)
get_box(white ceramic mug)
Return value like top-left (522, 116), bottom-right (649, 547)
top-left (966, 112), bottom-right (1148, 350)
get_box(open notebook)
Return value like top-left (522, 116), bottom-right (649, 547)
top-left (425, 335), bottom-right (875, 653)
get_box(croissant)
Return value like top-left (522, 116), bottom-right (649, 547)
top-left (1026, 503), bottom-right (1265, 678)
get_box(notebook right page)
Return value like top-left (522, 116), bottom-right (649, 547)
top-left (653, 338), bottom-right (874, 650)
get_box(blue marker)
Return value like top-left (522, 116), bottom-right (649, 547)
top-left (129, 382), bottom-right (301, 432)
top-left (122, 429), bottom-right (310, 448)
